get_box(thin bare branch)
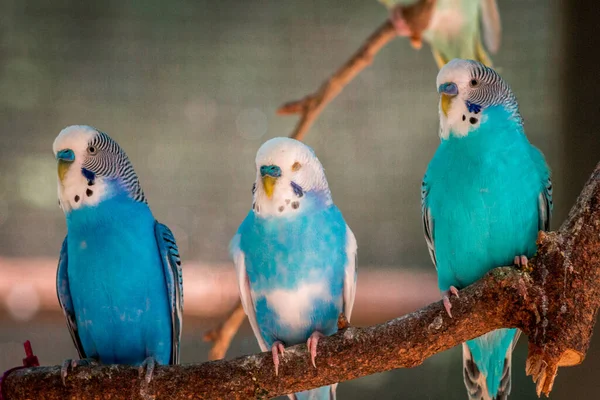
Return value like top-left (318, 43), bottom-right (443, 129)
top-left (203, 302), bottom-right (247, 360)
top-left (278, 20), bottom-right (396, 141)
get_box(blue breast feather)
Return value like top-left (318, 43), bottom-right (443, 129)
top-left (64, 188), bottom-right (172, 365)
top-left (426, 106), bottom-right (548, 291)
top-left (238, 196), bottom-right (348, 347)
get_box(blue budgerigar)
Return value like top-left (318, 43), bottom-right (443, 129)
top-left (379, 0), bottom-right (502, 68)
top-left (53, 125), bottom-right (183, 383)
top-left (422, 60), bottom-right (552, 399)
top-left (231, 137), bottom-right (357, 400)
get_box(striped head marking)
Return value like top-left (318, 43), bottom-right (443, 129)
top-left (436, 59), bottom-right (520, 139)
top-left (252, 137), bottom-right (331, 217)
top-left (53, 125), bottom-right (146, 213)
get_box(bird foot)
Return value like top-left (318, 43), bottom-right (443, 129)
top-left (271, 341), bottom-right (286, 376)
top-left (306, 331), bottom-right (325, 368)
top-left (60, 358), bottom-right (98, 386)
top-left (441, 286), bottom-right (460, 318)
top-left (390, 8), bottom-right (412, 36)
top-left (138, 357), bottom-right (157, 384)
top-left (514, 255), bottom-right (532, 272)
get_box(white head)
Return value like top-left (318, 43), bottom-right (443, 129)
top-left (53, 125), bottom-right (145, 213)
top-left (436, 59), bottom-right (520, 139)
top-left (251, 137), bottom-right (331, 217)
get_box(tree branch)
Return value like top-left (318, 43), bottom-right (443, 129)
top-left (203, 302), bottom-right (246, 360)
top-left (277, 0), bottom-right (437, 141)
top-left (277, 20), bottom-right (397, 141)
top-left (4, 161), bottom-right (600, 398)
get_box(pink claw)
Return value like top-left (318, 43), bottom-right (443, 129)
top-left (306, 331), bottom-right (325, 368)
top-left (271, 341), bottom-right (285, 376)
top-left (514, 255), bottom-right (528, 268)
top-left (442, 286), bottom-right (460, 318)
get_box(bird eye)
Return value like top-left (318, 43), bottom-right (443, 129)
top-left (87, 146), bottom-right (97, 155)
top-left (470, 79), bottom-right (479, 87)
top-left (292, 162), bottom-right (302, 172)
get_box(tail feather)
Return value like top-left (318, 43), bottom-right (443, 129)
top-left (463, 343), bottom-right (492, 400)
top-left (462, 329), bottom-right (519, 400)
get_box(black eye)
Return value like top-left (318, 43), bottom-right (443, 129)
top-left (470, 79), bottom-right (479, 87)
top-left (87, 146), bottom-right (96, 155)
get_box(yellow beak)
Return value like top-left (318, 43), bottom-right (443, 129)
top-left (58, 160), bottom-right (71, 183)
top-left (441, 94), bottom-right (452, 117)
top-left (262, 176), bottom-right (277, 199)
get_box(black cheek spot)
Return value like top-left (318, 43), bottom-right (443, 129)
top-left (87, 180), bottom-right (94, 186)
top-left (278, 206), bottom-right (284, 212)
top-left (462, 115), bottom-right (466, 121)
top-left (291, 201), bottom-right (300, 210)
top-left (469, 117), bottom-right (478, 124)
top-left (86, 189), bottom-right (93, 197)
top-left (74, 195), bottom-right (80, 203)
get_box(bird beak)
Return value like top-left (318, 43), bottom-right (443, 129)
top-left (260, 165), bottom-right (282, 199)
top-left (438, 82), bottom-right (458, 117)
top-left (56, 149), bottom-right (75, 182)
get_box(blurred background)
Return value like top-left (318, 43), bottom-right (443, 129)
top-left (1, 0), bottom-right (599, 398)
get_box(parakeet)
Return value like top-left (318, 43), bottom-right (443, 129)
top-left (53, 125), bottom-right (183, 383)
top-left (421, 59), bottom-right (552, 399)
top-left (231, 137), bottom-right (357, 400)
top-left (379, 0), bottom-right (502, 68)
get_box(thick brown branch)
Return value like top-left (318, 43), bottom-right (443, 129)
top-left (2, 267), bottom-right (533, 400)
top-left (5, 161), bottom-right (600, 398)
top-left (5, 161), bottom-right (600, 399)
top-left (6, 154), bottom-right (600, 399)
top-left (203, 302), bottom-right (246, 360)
top-left (278, 20), bottom-right (396, 141)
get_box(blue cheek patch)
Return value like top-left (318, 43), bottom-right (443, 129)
top-left (81, 168), bottom-right (96, 183)
top-left (291, 182), bottom-right (304, 197)
top-left (466, 101), bottom-right (482, 114)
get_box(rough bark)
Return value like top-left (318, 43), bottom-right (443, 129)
top-left (4, 162), bottom-right (600, 399)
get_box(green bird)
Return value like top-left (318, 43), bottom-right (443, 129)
top-left (379, 0), bottom-right (501, 68)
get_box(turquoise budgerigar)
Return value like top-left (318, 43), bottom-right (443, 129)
top-left (379, 0), bottom-right (502, 68)
top-left (422, 59), bottom-right (552, 399)
top-left (53, 125), bottom-right (183, 383)
top-left (231, 137), bottom-right (357, 400)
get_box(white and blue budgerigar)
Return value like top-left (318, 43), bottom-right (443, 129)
top-left (231, 137), bottom-right (357, 400)
top-left (53, 125), bottom-right (183, 383)
top-left (422, 59), bottom-right (552, 399)
top-left (380, 0), bottom-right (502, 68)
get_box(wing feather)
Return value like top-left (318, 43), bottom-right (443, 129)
top-left (539, 178), bottom-right (553, 232)
top-left (230, 233), bottom-right (268, 352)
top-left (343, 225), bottom-right (358, 322)
top-left (421, 177), bottom-right (437, 269)
top-left (56, 236), bottom-right (86, 359)
top-left (154, 222), bottom-right (184, 365)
